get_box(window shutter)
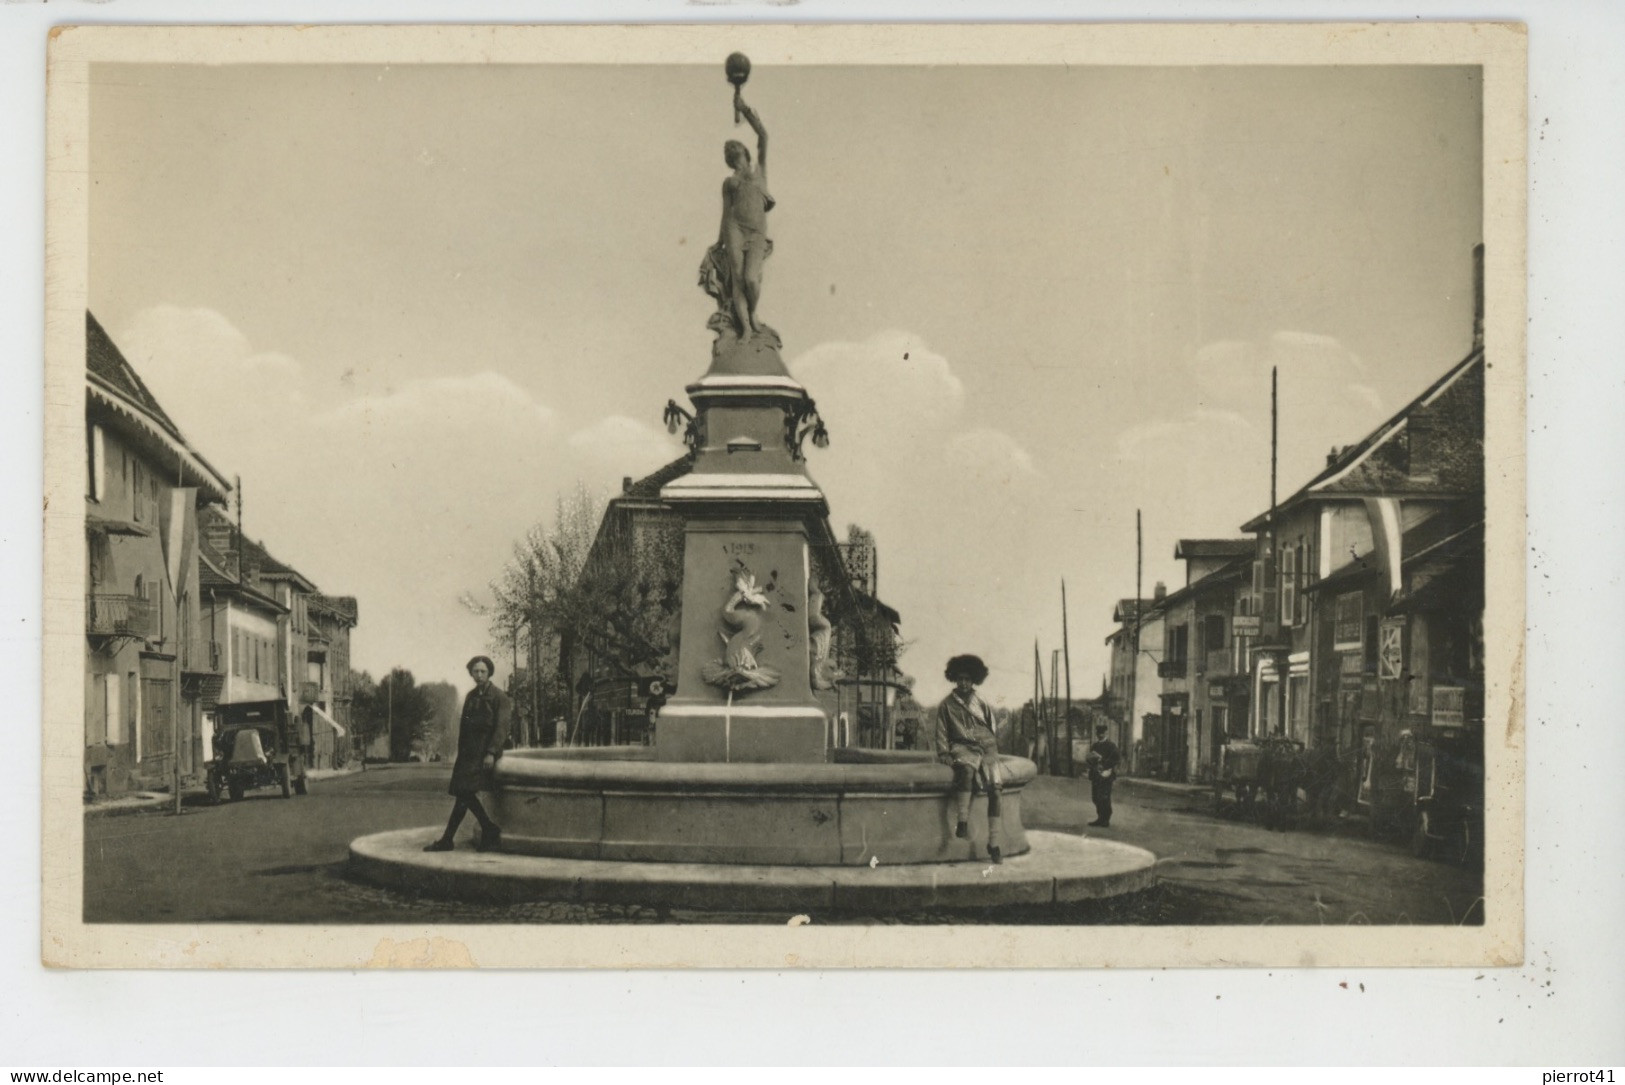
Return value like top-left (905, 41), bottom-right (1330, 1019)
top-left (101, 673), bottom-right (120, 745)
top-left (1260, 554), bottom-right (1279, 638)
top-left (1281, 548), bottom-right (1297, 628)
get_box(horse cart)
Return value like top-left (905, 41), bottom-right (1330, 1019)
top-left (1215, 736), bottom-right (1343, 830)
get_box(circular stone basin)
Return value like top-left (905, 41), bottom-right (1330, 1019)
top-left (487, 746), bottom-right (1038, 867)
top-left (348, 827), bottom-right (1157, 913)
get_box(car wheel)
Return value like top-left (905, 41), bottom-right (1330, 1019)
top-left (294, 773), bottom-right (308, 796)
top-left (1411, 810), bottom-right (1432, 859)
top-left (227, 780), bottom-right (244, 802)
top-left (278, 763), bottom-right (292, 798)
top-left (1449, 820), bottom-right (1472, 867)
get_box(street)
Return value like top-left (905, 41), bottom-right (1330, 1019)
top-left (83, 764), bottom-right (1484, 926)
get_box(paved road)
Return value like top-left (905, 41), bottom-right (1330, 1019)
top-left (83, 762), bottom-right (1483, 926)
top-left (1024, 776), bottom-right (1485, 926)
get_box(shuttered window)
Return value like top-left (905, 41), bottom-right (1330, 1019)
top-left (1280, 547), bottom-right (1297, 628)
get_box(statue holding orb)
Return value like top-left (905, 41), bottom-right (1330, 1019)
top-left (699, 53), bottom-right (777, 344)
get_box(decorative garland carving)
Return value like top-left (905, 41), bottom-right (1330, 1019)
top-left (663, 399), bottom-right (703, 456)
top-left (784, 399), bottom-right (830, 461)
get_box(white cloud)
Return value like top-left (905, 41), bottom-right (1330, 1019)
top-left (945, 427), bottom-right (1040, 480)
top-left (566, 414), bottom-right (685, 481)
top-left (315, 371), bottom-right (555, 429)
top-left (1190, 329), bottom-right (1371, 412)
top-left (786, 331), bottom-right (1052, 703)
top-left (120, 304), bottom-right (302, 384)
top-left (96, 304), bottom-right (704, 689)
top-left (791, 330), bottom-right (966, 437)
top-left (109, 305), bottom-right (307, 478)
top-left (1179, 330), bottom-right (1388, 489)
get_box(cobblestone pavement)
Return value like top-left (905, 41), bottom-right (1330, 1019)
top-left (83, 762), bottom-right (1481, 925)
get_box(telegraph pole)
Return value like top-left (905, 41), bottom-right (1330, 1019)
top-left (1049, 648), bottom-right (1060, 775)
top-left (1032, 639), bottom-right (1042, 764)
top-left (1062, 579), bottom-right (1073, 778)
top-left (1267, 370), bottom-right (1280, 737)
top-left (1129, 508), bottom-right (1142, 759)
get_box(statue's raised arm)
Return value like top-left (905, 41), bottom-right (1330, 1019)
top-left (736, 88), bottom-right (769, 183)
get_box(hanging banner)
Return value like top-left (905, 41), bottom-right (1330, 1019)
top-left (159, 487), bottom-right (198, 598)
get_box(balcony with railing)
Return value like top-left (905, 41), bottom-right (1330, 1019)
top-left (86, 593), bottom-right (156, 638)
top-left (1198, 649), bottom-right (1232, 677)
top-left (1157, 657), bottom-right (1188, 679)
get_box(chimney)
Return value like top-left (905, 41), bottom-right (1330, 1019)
top-left (1472, 242), bottom-right (1485, 351)
top-left (1407, 406), bottom-right (1437, 482)
top-left (1327, 446), bottom-right (1342, 467)
top-left (622, 475), bottom-right (633, 493)
top-left (1153, 581), bottom-right (1167, 602)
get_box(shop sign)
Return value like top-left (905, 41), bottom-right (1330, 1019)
top-left (1432, 685), bottom-right (1465, 728)
top-left (1379, 618), bottom-right (1404, 681)
top-left (1232, 615), bottom-right (1261, 636)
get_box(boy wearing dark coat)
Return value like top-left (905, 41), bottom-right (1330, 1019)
top-left (424, 655), bottom-right (511, 853)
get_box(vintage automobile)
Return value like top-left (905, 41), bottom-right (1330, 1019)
top-left (1396, 725), bottom-right (1484, 865)
top-left (205, 700), bottom-right (311, 802)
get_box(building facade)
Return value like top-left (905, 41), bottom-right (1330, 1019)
top-left (1239, 344), bottom-right (1485, 814)
top-left (197, 507), bottom-right (358, 769)
top-left (1104, 590), bottom-right (1165, 776)
top-left (84, 313), bottom-right (233, 799)
top-left (1152, 540), bottom-right (1253, 782)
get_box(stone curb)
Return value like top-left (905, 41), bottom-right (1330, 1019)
top-left (83, 793), bottom-right (177, 818)
top-left (1117, 777), bottom-right (1211, 796)
top-left (349, 827), bottom-right (1158, 912)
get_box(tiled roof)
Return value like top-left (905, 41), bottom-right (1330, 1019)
top-left (197, 506), bottom-right (319, 593)
top-left (1242, 349), bottom-right (1484, 531)
top-left (1112, 598), bottom-right (1158, 623)
top-left (1155, 556), bottom-right (1250, 610)
top-left (1174, 538), bottom-right (1254, 560)
top-left (310, 594), bottom-right (359, 624)
top-left (86, 312), bottom-right (185, 442)
top-left (86, 311), bottom-right (232, 503)
top-left (197, 551), bottom-right (286, 612)
top-left (621, 456), bottom-right (693, 500)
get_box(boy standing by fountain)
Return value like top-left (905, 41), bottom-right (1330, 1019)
top-left (933, 654), bottom-right (1006, 864)
top-left (424, 655), bottom-right (510, 853)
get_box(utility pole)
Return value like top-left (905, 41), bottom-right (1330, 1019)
top-left (1129, 508), bottom-right (1142, 760)
top-left (171, 457), bottom-right (183, 816)
top-left (1272, 365), bottom-right (1289, 739)
top-left (528, 561), bottom-right (540, 748)
top-left (1062, 579), bottom-right (1074, 778)
top-left (1032, 639), bottom-right (1042, 764)
top-left (1049, 648), bottom-right (1060, 776)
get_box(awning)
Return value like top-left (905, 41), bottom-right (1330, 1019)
top-left (309, 704), bottom-right (346, 736)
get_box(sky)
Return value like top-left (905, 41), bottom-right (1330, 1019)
top-left (88, 61), bottom-right (1482, 706)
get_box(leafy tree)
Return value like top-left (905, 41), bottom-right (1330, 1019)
top-left (348, 670), bottom-right (386, 759)
top-left (463, 483), bottom-right (681, 727)
top-left (354, 667), bottom-right (434, 762)
top-left (420, 681), bottom-right (461, 760)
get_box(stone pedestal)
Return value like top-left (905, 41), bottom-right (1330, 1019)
top-left (656, 332), bottom-right (832, 764)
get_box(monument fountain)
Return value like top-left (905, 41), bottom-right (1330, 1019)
top-left (349, 57), bottom-right (1157, 913)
